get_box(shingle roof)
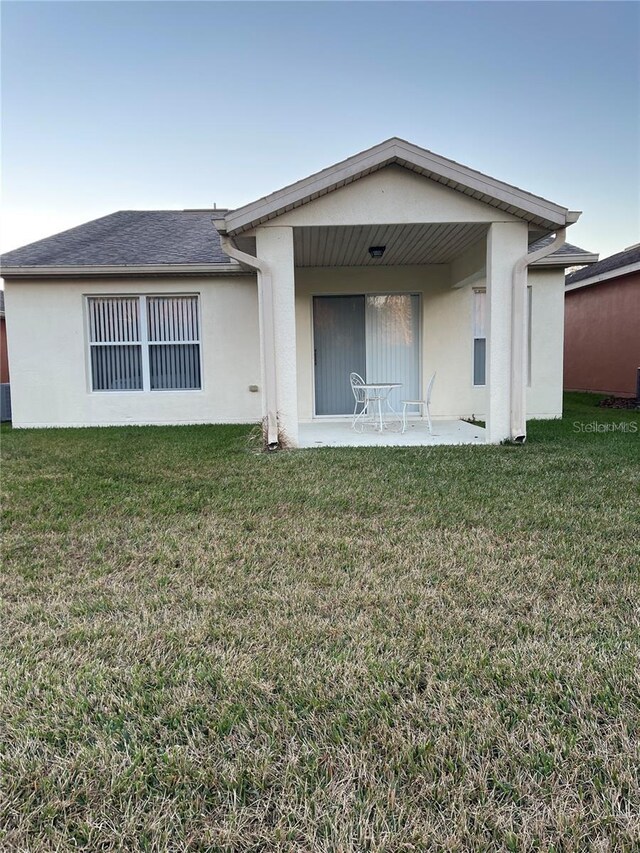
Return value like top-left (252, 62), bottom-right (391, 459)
top-left (565, 243), bottom-right (640, 285)
top-left (528, 235), bottom-right (595, 257)
top-left (0, 210), bottom-right (232, 269)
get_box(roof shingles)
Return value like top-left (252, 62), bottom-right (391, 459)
top-left (0, 211), bottom-right (232, 268)
top-left (565, 243), bottom-right (640, 285)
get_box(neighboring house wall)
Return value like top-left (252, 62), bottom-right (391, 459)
top-left (5, 276), bottom-right (262, 427)
top-left (564, 273), bottom-right (640, 397)
top-left (0, 315), bottom-right (8, 383)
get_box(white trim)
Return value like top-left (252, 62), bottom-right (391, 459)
top-left (532, 252), bottom-right (599, 267)
top-left (139, 295), bottom-right (151, 392)
top-left (565, 260), bottom-right (640, 291)
top-left (222, 138), bottom-right (573, 236)
top-left (1, 263), bottom-right (247, 279)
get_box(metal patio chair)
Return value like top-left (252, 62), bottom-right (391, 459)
top-left (350, 372), bottom-right (382, 431)
top-left (402, 371), bottom-right (436, 434)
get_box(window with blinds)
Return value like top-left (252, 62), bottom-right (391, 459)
top-left (87, 295), bottom-right (201, 391)
top-left (472, 288), bottom-right (486, 386)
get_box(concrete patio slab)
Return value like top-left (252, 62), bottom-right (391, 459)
top-left (298, 418), bottom-right (485, 448)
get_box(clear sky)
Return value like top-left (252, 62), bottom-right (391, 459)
top-left (1, 0), bottom-right (638, 259)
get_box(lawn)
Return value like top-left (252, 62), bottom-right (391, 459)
top-left (1, 393), bottom-right (638, 851)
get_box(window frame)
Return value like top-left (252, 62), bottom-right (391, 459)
top-left (85, 293), bottom-right (203, 393)
top-left (472, 287), bottom-right (487, 388)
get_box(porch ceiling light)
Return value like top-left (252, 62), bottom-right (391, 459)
top-left (368, 245), bottom-right (386, 259)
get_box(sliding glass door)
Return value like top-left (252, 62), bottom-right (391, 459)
top-left (313, 293), bottom-right (420, 416)
top-left (313, 296), bottom-right (366, 416)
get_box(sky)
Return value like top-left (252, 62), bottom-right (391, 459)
top-left (1, 0), bottom-right (639, 260)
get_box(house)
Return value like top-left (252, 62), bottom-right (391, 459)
top-left (0, 290), bottom-right (10, 421)
top-left (0, 138), bottom-right (597, 447)
top-left (564, 244), bottom-right (640, 398)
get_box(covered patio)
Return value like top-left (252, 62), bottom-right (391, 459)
top-left (216, 138), bottom-right (578, 448)
top-left (298, 417), bottom-right (485, 448)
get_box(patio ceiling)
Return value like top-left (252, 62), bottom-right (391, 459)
top-left (293, 222), bottom-right (489, 267)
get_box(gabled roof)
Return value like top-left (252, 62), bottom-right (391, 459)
top-left (0, 210), bottom-right (239, 276)
top-left (221, 137), bottom-right (579, 237)
top-left (565, 243), bottom-right (640, 289)
top-left (529, 235), bottom-right (598, 268)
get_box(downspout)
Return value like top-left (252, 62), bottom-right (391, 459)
top-left (217, 230), bottom-right (279, 449)
top-left (510, 227), bottom-right (567, 442)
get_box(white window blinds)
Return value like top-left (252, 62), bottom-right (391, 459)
top-left (147, 296), bottom-right (201, 390)
top-left (88, 295), bottom-right (201, 392)
top-left (473, 289), bottom-right (486, 386)
top-left (88, 297), bottom-right (143, 391)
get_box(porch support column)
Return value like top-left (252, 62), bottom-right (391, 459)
top-left (255, 226), bottom-right (299, 447)
top-left (486, 222), bottom-right (528, 443)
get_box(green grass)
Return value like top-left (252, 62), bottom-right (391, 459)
top-left (1, 393), bottom-right (638, 851)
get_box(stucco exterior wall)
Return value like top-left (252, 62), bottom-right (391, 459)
top-left (564, 273), bottom-right (640, 397)
top-left (526, 269), bottom-right (565, 418)
top-left (252, 165), bottom-right (521, 230)
top-left (4, 275), bottom-right (262, 427)
top-left (295, 264), bottom-right (565, 422)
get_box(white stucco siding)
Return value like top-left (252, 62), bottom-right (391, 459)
top-left (486, 222), bottom-right (529, 442)
top-left (526, 268), bottom-right (565, 418)
top-left (5, 275), bottom-right (262, 427)
top-left (254, 226), bottom-right (299, 445)
top-left (265, 165), bottom-right (522, 229)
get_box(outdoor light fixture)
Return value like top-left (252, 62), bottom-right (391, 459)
top-left (368, 245), bottom-right (386, 259)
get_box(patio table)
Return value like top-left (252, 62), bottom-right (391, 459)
top-left (354, 382), bottom-right (402, 432)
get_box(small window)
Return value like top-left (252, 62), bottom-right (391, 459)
top-left (88, 295), bottom-right (201, 392)
top-left (472, 289), bottom-right (486, 386)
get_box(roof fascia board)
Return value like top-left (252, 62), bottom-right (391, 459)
top-left (0, 263), bottom-right (249, 279)
top-left (532, 252), bottom-right (599, 267)
top-left (223, 138), bottom-right (570, 236)
top-left (565, 260), bottom-right (640, 291)
top-left (390, 140), bottom-right (568, 224)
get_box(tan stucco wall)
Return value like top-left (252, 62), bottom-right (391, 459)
top-left (251, 164), bottom-right (521, 231)
top-left (527, 268), bottom-right (565, 417)
top-left (4, 275), bottom-right (262, 427)
top-left (296, 264), bottom-right (565, 422)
